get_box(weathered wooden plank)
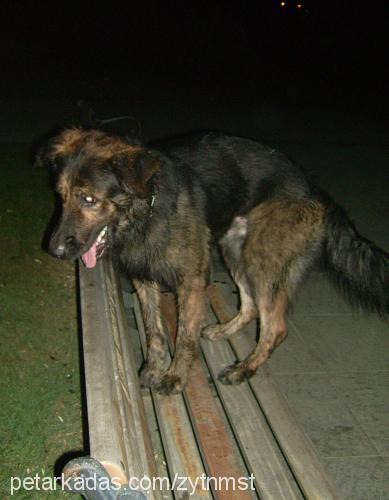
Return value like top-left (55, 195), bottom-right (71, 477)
top-left (133, 296), bottom-right (212, 499)
top-left (142, 394), bottom-right (174, 500)
top-left (79, 259), bottom-right (159, 497)
top-left (120, 286), bottom-right (173, 500)
top-left (159, 293), bottom-right (256, 500)
top-left (199, 307), bottom-right (304, 499)
top-left (208, 283), bottom-right (342, 500)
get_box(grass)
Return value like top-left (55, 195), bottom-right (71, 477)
top-left (0, 146), bottom-right (82, 498)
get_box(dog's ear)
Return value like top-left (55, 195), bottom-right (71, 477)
top-left (111, 150), bottom-right (160, 201)
top-left (34, 128), bottom-right (84, 170)
top-left (134, 151), bottom-right (160, 188)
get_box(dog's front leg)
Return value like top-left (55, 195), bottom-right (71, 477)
top-left (133, 279), bottom-right (169, 388)
top-left (156, 277), bottom-right (206, 395)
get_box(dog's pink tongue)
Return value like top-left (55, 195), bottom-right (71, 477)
top-left (82, 242), bottom-right (97, 268)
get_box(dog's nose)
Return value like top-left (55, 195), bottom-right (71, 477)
top-left (51, 244), bottom-right (65, 259)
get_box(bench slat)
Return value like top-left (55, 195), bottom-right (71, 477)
top-left (133, 296), bottom-right (212, 499)
top-left (79, 260), bottom-right (159, 497)
top-left (159, 293), bottom-right (256, 500)
top-left (208, 283), bottom-right (342, 500)
top-left (200, 307), bottom-right (304, 499)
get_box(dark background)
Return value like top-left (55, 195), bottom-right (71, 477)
top-left (1, 0), bottom-right (388, 142)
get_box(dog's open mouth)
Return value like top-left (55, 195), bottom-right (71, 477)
top-left (81, 226), bottom-right (108, 269)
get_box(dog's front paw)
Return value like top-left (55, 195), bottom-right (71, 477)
top-left (218, 363), bottom-right (256, 385)
top-left (139, 363), bottom-right (163, 388)
top-left (155, 373), bottom-right (185, 395)
top-left (202, 324), bottom-right (226, 341)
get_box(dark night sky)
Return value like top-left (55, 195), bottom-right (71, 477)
top-left (1, 1), bottom-right (388, 131)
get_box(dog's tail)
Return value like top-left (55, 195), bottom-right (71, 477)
top-left (322, 198), bottom-right (389, 317)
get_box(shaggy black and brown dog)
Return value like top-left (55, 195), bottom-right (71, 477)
top-left (45, 129), bottom-right (388, 395)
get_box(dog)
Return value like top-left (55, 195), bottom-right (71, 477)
top-left (44, 128), bottom-right (388, 395)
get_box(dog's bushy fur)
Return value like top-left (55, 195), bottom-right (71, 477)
top-left (322, 197), bottom-right (388, 316)
top-left (45, 129), bottom-right (388, 394)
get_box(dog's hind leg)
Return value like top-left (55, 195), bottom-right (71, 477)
top-left (203, 272), bottom-right (257, 340)
top-left (218, 199), bottom-right (325, 385)
top-left (218, 288), bottom-right (288, 385)
top-left (134, 280), bottom-right (169, 388)
top-left (203, 216), bottom-right (258, 340)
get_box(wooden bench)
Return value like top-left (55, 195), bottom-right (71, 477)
top-left (67, 258), bottom-right (341, 499)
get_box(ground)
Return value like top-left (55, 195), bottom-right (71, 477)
top-left (0, 146), bottom-right (82, 499)
top-left (268, 142), bottom-right (389, 500)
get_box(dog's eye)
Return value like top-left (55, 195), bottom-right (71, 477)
top-left (81, 194), bottom-right (96, 205)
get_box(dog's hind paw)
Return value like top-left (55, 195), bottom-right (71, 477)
top-left (218, 363), bottom-right (256, 385)
top-left (155, 373), bottom-right (185, 395)
top-left (202, 324), bottom-right (227, 341)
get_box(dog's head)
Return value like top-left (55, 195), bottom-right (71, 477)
top-left (43, 128), bottom-right (159, 268)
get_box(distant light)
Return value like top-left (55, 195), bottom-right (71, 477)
top-left (280, 1), bottom-right (286, 6)
top-left (297, 3), bottom-right (303, 8)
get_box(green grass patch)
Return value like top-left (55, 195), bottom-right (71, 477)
top-left (0, 146), bottom-right (82, 498)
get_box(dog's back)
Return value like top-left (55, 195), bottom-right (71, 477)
top-left (157, 132), bottom-right (311, 237)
